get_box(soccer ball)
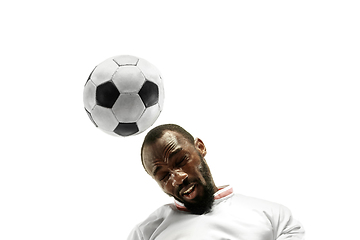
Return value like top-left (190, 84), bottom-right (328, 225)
top-left (83, 55), bottom-right (164, 137)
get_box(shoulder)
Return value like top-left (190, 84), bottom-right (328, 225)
top-left (232, 194), bottom-right (288, 209)
top-left (230, 194), bottom-right (304, 237)
top-left (127, 204), bottom-right (175, 240)
top-left (230, 194), bottom-right (293, 219)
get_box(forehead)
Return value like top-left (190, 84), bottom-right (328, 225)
top-left (142, 131), bottom-right (193, 172)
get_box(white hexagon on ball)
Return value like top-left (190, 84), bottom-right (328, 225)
top-left (90, 58), bottom-right (119, 86)
top-left (112, 66), bottom-right (145, 93)
top-left (112, 94), bottom-right (145, 123)
top-left (91, 105), bottom-right (119, 132)
top-left (83, 80), bottom-right (96, 111)
top-left (137, 104), bottom-right (161, 134)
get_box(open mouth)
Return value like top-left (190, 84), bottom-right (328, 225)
top-left (181, 184), bottom-right (197, 200)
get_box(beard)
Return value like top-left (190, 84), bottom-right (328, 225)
top-left (182, 157), bottom-right (215, 215)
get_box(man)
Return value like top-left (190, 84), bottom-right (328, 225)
top-left (128, 124), bottom-right (305, 240)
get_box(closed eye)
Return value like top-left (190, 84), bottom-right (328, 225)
top-left (177, 155), bottom-right (189, 167)
top-left (160, 172), bottom-right (170, 181)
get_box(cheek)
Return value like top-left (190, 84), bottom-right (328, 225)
top-left (185, 164), bottom-right (206, 184)
top-left (157, 179), bottom-right (174, 195)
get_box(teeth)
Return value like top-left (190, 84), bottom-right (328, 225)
top-left (184, 185), bottom-right (194, 195)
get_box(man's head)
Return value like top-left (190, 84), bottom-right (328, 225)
top-left (141, 124), bottom-right (218, 214)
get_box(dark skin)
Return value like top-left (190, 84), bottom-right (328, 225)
top-left (142, 130), bottom-right (218, 206)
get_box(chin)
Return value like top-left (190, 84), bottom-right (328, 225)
top-left (184, 197), bottom-right (214, 215)
top-left (184, 185), bottom-right (215, 215)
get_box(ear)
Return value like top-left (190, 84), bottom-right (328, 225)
top-left (194, 138), bottom-right (207, 157)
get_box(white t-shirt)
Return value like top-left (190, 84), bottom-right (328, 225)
top-left (127, 186), bottom-right (305, 240)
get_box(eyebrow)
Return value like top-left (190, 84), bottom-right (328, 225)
top-left (168, 147), bottom-right (182, 160)
top-left (152, 148), bottom-right (183, 176)
top-left (152, 165), bottom-right (162, 176)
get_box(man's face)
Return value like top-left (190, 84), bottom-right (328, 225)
top-left (142, 131), bottom-right (216, 214)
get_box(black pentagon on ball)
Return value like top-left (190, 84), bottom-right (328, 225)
top-left (96, 81), bottom-right (120, 108)
top-left (138, 81), bottom-right (159, 108)
top-left (114, 122), bottom-right (139, 136)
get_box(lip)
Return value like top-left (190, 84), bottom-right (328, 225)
top-left (180, 183), bottom-right (197, 200)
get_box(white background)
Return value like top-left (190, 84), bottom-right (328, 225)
top-left (1, 1), bottom-right (359, 239)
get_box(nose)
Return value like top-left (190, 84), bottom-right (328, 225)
top-left (170, 169), bottom-right (188, 187)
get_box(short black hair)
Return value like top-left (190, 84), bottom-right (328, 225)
top-left (141, 124), bottom-right (195, 170)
